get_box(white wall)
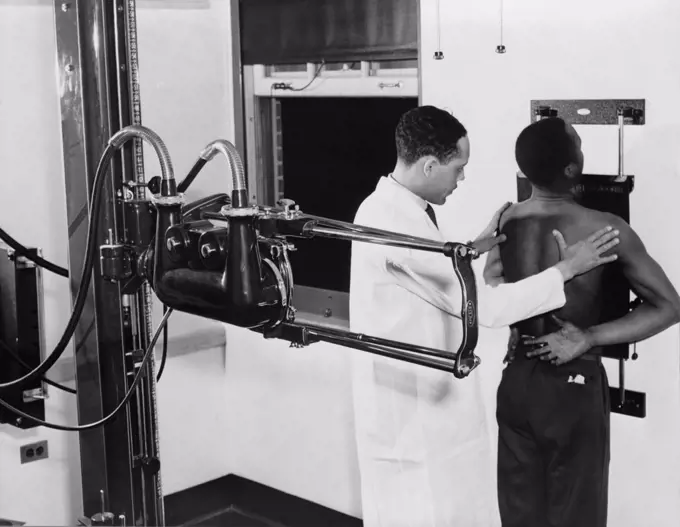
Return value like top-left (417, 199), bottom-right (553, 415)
top-left (0, 1), bottom-right (236, 524)
top-left (420, 1), bottom-right (680, 526)
top-left (221, 329), bottom-right (362, 516)
top-left (9, 1), bottom-right (673, 525)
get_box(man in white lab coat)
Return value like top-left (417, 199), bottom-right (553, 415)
top-left (348, 106), bottom-right (620, 527)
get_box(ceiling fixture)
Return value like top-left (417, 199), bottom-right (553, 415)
top-left (434, 0), bottom-right (444, 59)
top-left (496, 0), bottom-right (506, 53)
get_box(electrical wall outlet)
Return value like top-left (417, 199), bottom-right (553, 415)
top-left (20, 440), bottom-right (48, 464)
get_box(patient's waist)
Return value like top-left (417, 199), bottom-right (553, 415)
top-left (514, 335), bottom-right (602, 362)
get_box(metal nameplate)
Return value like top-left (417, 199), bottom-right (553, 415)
top-left (530, 99), bottom-right (645, 125)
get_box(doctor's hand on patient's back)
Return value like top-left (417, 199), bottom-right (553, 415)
top-left (471, 201), bottom-right (513, 254)
top-left (552, 226), bottom-right (620, 282)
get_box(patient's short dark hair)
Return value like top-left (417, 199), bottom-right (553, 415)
top-left (395, 106), bottom-right (467, 166)
top-left (515, 117), bottom-right (577, 188)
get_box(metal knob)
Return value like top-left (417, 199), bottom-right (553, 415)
top-left (200, 243), bottom-right (217, 258)
top-left (166, 237), bottom-right (182, 253)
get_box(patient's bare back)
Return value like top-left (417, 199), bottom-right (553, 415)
top-left (499, 200), bottom-right (618, 337)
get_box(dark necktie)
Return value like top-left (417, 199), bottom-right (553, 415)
top-left (425, 204), bottom-right (439, 229)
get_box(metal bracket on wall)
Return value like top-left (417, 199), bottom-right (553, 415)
top-left (610, 388), bottom-right (646, 418)
top-left (609, 324), bottom-right (646, 418)
top-left (0, 247), bottom-right (47, 429)
top-left (530, 99), bottom-right (645, 125)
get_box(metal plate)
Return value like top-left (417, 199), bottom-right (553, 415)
top-left (292, 286), bottom-right (349, 329)
top-left (530, 99), bottom-right (645, 125)
top-left (609, 387), bottom-right (646, 418)
top-left (0, 248), bottom-right (46, 429)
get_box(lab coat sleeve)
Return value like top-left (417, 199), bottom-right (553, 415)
top-left (386, 248), bottom-right (567, 328)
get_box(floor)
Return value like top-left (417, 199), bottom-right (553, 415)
top-left (187, 507), bottom-right (281, 527)
top-left (164, 475), bottom-right (362, 527)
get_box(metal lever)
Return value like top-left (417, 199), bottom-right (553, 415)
top-left (276, 198), bottom-right (299, 217)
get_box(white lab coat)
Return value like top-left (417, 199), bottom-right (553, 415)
top-left (349, 176), bottom-right (567, 527)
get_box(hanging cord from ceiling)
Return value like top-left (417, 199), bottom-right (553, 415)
top-left (496, 0), bottom-right (507, 53)
top-left (434, 0), bottom-right (444, 59)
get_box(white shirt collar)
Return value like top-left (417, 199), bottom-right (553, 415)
top-left (378, 175), bottom-right (428, 211)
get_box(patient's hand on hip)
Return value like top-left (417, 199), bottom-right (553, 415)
top-left (522, 315), bottom-right (594, 365)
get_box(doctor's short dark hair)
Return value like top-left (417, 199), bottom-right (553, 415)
top-left (395, 106), bottom-right (468, 166)
top-left (515, 117), bottom-right (577, 188)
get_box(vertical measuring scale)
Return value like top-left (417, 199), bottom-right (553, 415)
top-left (124, 0), bottom-right (165, 524)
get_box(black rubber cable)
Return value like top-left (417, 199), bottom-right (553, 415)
top-left (0, 227), bottom-right (69, 278)
top-left (0, 308), bottom-right (172, 431)
top-left (0, 339), bottom-right (76, 395)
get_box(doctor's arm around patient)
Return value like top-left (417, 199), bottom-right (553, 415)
top-left (387, 218), bottom-right (619, 329)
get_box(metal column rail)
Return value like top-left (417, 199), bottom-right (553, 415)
top-left (52, 1), bottom-right (163, 524)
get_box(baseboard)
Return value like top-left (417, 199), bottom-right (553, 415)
top-left (163, 474), bottom-right (362, 527)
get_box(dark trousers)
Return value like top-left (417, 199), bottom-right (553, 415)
top-left (496, 352), bottom-right (611, 527)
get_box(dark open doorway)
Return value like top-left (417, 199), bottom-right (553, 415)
top-left (279, 96), bottom-right (418, 295)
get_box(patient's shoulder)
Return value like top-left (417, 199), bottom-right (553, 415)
top-left (498, 202), bottom-right (521, 230)
top-left (586, 209), bottom-right (640, 253)
top-left (578, 206), bottom-right (628, 230)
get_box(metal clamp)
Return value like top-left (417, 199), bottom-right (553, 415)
top-left (534, 106), bottom-right (558, 121)
top-left (22, 387), bottom-right (48, 403)
top-left (275, 198), bottom-right (301, 219)
top-left (449, 244), bottom-right (480, 378)
top-left (219, 204), bottom-right (260, 217)
top-left (150, 193), bottom-right (185, 207)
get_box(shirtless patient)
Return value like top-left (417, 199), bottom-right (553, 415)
top-left (486, 117), bottom-right (680, 527)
